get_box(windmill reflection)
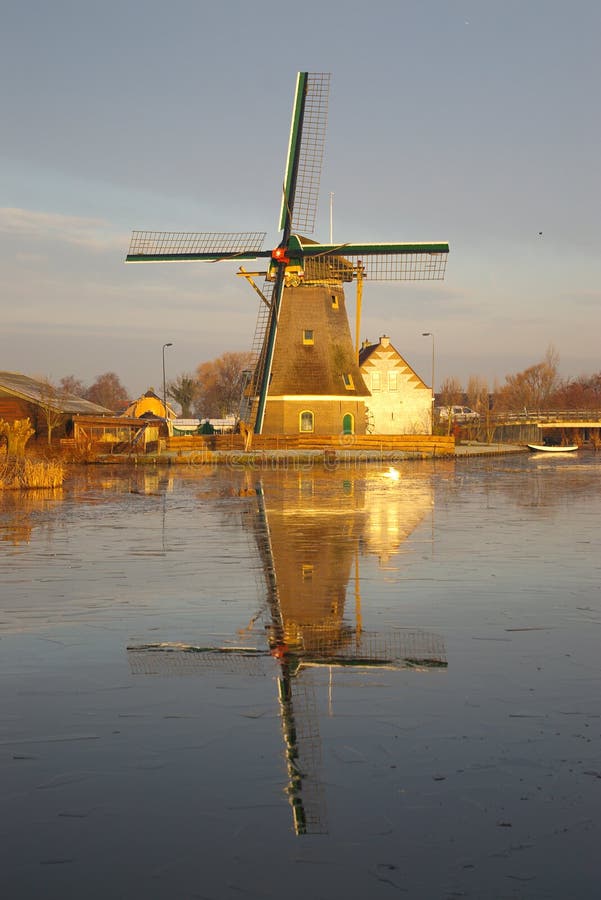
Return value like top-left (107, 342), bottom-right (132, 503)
top-left (127, 469), bottom-right (447, 835)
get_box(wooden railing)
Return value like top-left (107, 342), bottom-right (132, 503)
top-left (490, 410), bottom-right (601, 424)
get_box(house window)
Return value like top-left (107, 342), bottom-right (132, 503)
top-left (302, 564), bottom-right (314, 579)
top-left (388, 372), bottom-right (398, 391)
top-left (331, 294), bottom-right (339, 309)
top-left (371, 372), bottom-right (381, 392)
top-left (342, 373), bottom-right (355, 390)
top-left (302, 329), bottom-right (314, 345)
top-left (299, 410), bottom-right (314, 432)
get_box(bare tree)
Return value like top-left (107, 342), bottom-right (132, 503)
top-left (37, 379), bottom-right (65, 445)
top-left (85, 372), bottom-right (130, 412)
top-left (550, 372), bottom-right (601, 410)
top-left (195, 352), bottom-right (255, 418)
top-left (496, 345), bottom-right (560, 413)
top-left (438, 376), bottom-right (464, 434)
top-left (466, 375), bottom-right (489, 415)
top-left (59, 375), bottom-right (87, 398)
top-left (439, 376), bottom-right (463, 408)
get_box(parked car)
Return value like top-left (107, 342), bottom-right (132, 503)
top-left (436, 405), bottom-right (480, 423)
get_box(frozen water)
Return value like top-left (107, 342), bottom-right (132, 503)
top-left (1, 455), bottom-right (600, 898)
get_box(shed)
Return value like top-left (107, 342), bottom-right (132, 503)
top-left (0, 371), bottom-right (112, 441)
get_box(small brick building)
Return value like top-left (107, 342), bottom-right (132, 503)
top-left (0, 371), bottom-right (111, 440)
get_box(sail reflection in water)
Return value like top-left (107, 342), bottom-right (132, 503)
top-left (128, 469), bottom-right (447, 835)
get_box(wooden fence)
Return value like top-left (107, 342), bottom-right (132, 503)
top-left (167, 433), bottom-right (455, 455)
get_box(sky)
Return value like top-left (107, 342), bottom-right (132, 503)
top-left (1, 0), bottom-right (600, 399)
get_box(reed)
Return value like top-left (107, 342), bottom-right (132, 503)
top-left (0, 458), bottom-right (66, 490)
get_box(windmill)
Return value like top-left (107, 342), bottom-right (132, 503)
top-left (127, 474), bottom-right (447, 835)
top-left (126, 72), bottom-right (448, 435)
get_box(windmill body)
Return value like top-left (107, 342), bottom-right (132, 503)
top-left (126, 73), bottom-right (448, 434)
top-left (260, 282), bottom-right (370, 434)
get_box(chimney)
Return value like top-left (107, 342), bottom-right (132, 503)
top-left (380, 335), bottom-right (390, 348)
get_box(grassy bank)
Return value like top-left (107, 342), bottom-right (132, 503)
top-left (0, 458), bottom-right (66, 490)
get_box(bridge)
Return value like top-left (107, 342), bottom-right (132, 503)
top-left (485, 410), bottom-right (601, 447)
top-left (491, 410), bottom-right (601, 425)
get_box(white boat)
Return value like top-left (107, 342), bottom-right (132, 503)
top-left (527, 443), bottom-right (578, 453)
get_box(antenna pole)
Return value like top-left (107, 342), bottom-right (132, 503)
top-left (355, 262), bottom-right (364, 362)
top-left (329, 192), bottom-right (334, 243)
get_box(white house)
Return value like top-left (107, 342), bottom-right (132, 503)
top-left (359, 335), bottom-right (432, 434)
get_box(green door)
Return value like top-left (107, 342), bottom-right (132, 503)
top-left (342, 413), bottom-right (354, 435)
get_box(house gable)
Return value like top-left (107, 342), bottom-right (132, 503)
top-left (359, 336), bottom-right (432, 435)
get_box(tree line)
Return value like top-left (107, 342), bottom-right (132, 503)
top-left (440, 346), bottom-right (601, 416)
top-left (57, 372), bottom-right (130, 412)
top-left (55, 345), bottom-right (601, 421)
top-left (167, 351), bottom-right (254, 418)
top-left (54, 354), bottom-right (253, 419)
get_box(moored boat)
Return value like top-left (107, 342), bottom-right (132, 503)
top-left (527, 443), bottom-right (578, 452)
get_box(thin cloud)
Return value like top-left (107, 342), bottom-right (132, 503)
top-left (15, 251), bottom-right (48, 263)
top-left (562, 288), bottom-right (601, 308)
top-left (0, 207), bottom-right (128, 251)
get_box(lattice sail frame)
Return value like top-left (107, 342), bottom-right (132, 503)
top-left (280, 72), bottom-right (330, 235)
top-left (127, 644), bottom-right (272, 676)
top-left (127, 231), bottom-right (266, 260)
top-left (126, 232), bottom-right (449, 282)
top-left (299, 246), bottom-right (448, 284)
top-left (278, 669), bottom-right (327, 835)
top-left (126, 629), bottom-right (448, 674)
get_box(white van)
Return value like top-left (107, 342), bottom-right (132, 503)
top-left (436, 405), bottom-right (479, 423)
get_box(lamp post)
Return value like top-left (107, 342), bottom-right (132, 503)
top-left (422, 332), bottom-right (435, 426)
top-left (162, 342), bottom-right (173, 422)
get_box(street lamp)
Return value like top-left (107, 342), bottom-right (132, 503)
top-left (422, 332), bottom-right (435, 423)
top-left (162, 342), bottom-right (173, 422)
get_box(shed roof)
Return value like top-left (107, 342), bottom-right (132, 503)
top-left (0, 371), bottom-right (113, 416)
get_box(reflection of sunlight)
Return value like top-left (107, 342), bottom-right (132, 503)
top-left (363, 475), bottom-right (433, 564)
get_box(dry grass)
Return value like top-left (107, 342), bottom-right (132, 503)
top-left (0, 458), bottom-right (66, 490)
top-left (59, 440), bottom-right (101, 464)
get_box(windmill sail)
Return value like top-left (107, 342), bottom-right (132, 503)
top-left (280, 72), bottom-right (330, 235)
top-left (297, 240), bottom-right (449, 283)
top-left (253, 73), bottom-right (332, 434)
top-left (126, 231), bottom-right (267, 262)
